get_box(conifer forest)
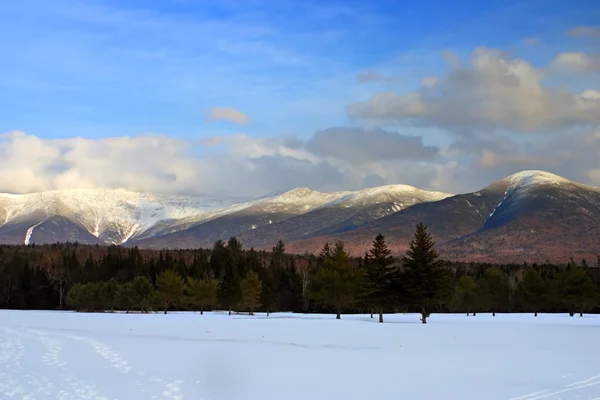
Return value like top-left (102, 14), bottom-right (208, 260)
top-left (1, 224), bottom-right (599, 322)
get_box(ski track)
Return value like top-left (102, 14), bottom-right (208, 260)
top-left (0, 327), bottom-right (189, 400)
top-left (509, 373), bottom-right (600, 400)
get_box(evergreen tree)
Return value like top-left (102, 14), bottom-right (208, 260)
top-left (227, 237), bottom-right (247, 277)
top-left (478, 269), bottom-right (509, 316)
top-left (515, 269), bottom-right (546, 316)
top-left (131, 276), bottom-right (155, 313)
top-left (556, 266), bottom-right (598, 316)
top-left (308, 241), bottom-right (361, 319)
top-left (210, 240), bottom-right (227, 279)
top-left (270, 240), bottom-right (286, 271)
top-left (260, 267), bottom-right (276, 316)
top-left (240, 270), bottom-right (262, 315)
top-left (401, 223), bottom-right (451, 324)
top-left (66, 283), bottom-right (85, 311)
top-left (115, 282), bottom-right (134, 313)
top-left (218, 259), bottom-right (242, 315)
top-left (101, 278), bottom-right (118, 312)
top-left (318, 242), bottom-right (333, 262)
top-left (156, 269), bottom-right (185, 314)
top-left (246, 248), bottom-right (262, 274)
top-left (454, 276), bottom-right (479, 316)
top-left (185, 277), bottom-right (218, 315)
top-left (94, 281), bottom-right (109, 311)
top-left (80, 282), bottom-right (103, 311)
top-left (363, 234), bottom-right (396, 323)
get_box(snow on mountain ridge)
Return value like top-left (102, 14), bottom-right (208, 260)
top-left (349, 184), bottom-right (451, 201)
top-left (0, 184), bottom-right (455, 245)
top-left (0, 188), bottom-right (251, 244)
top-left (505, 170), bottom-right (570, 189)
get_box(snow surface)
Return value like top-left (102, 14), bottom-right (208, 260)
top-left (24, 220), bottom-right (46, 245)
top-left (1, 311), bottom-right (599, 400)
top-left (505, 171), bottom-right (570, 189)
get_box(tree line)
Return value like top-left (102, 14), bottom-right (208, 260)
top-left (1, 224), bottom-right (599, 322)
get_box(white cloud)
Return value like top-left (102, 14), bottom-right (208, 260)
top-left (471, 128), bottom-right (600, 186)
top-left (2, 126), bottom-right (599, 198)
top-left (522, 37), bottom-right (543, 46)
top-left (206, 107), bottom-right (250, 125)
top-left (587, 169), bottom-right (600, 184)
top-left (0, 131), bottom-right (199, 195)
top-left (356, 71), bottom-right (395, 83)
top-left (356, 71), bottom-right (383, 83)
top-left (549, 52), bottom-right (600, 73)
top-left (348, 47), bottom-right (600, 132)
top-left (420, 76), bottom-right (438, 88)
top-left (0, 130), bottom-right (447, 197)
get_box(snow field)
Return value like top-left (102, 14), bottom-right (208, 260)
top-left (0, 311), bottom-right (599, 400)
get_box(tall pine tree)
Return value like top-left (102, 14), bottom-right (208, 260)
top-left (401, 223), bottom-right (450, 324)
top-left (156, 269), bottom-right (184, 314)
top-left (308, 241), bottom-right (361, 319)
top-left (218, 249), bottom-right (242, 315)
top-left (454, 276), bottom-right (479, 316)
top-left (515, 268), bottom-right (546, 316)
top-left (186, 277), bottom-right (218, 315)
top-left (363, 234), bottom-right (396, 323)
top-left (240, 270), bottom-right (262, 315)
top-left (478, 269), bottom-right (509, 316)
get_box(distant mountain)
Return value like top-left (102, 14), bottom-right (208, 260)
top-left (282, 171), bottom-right (600, 263)
top-left (0, 185), bottom-right (450, 248)
top-left (1, 170), bottom-right (599, 262)
top-left (0, 189), bottom-right (253, 245)
top-left (133, 185), bottom-right (451, 249)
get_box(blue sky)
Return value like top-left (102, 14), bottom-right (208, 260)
top-left (0, 0), bottom-right (599, 196)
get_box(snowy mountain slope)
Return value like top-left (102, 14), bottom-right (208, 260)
top-left (0, 185), bottom-right (451, 247)
top-left (282, 171), bottom-right (600, 263)
top-left (481, 170), bottom-right (600, 230)
top-left (0, 189), bottom-right (254, 245)
top-left (234, 184), bottom-right (452, 248)
top-left (129, 185), bottom-right (451, 249)
top-left (2, 170), bottom-right (599, 263)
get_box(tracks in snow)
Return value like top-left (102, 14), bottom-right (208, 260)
top-left (509, 373), bottom-right (600, 400)
top-left (0, 327), bottom-right (191, 400)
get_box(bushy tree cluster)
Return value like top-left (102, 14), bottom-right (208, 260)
top-left (451, 263), bottom-right (598, 317)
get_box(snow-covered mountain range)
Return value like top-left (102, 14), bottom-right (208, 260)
top-left (0, 184), bottom-right (450, 246)
top-left (1, 170), bottom-right (599, 263)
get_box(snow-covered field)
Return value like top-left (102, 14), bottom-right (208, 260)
top-left (0, 311), bottom-right (598, 400)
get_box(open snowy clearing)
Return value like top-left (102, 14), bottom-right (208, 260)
top-left (0, 311), bottom-right (598, 400)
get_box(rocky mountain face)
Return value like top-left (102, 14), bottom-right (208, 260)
top-left (1, 170), bottom-right (599, 263)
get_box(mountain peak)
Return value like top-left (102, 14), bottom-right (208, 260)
top-left (505, 170), bottom-right (570, 188)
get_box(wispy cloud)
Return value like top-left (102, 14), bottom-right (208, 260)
top-left (522, 37), bottom-right (543, 46)
top-left (206, 108), bottom-right (250, 125)
top-left (567, 26), bottom-right (600, 38)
